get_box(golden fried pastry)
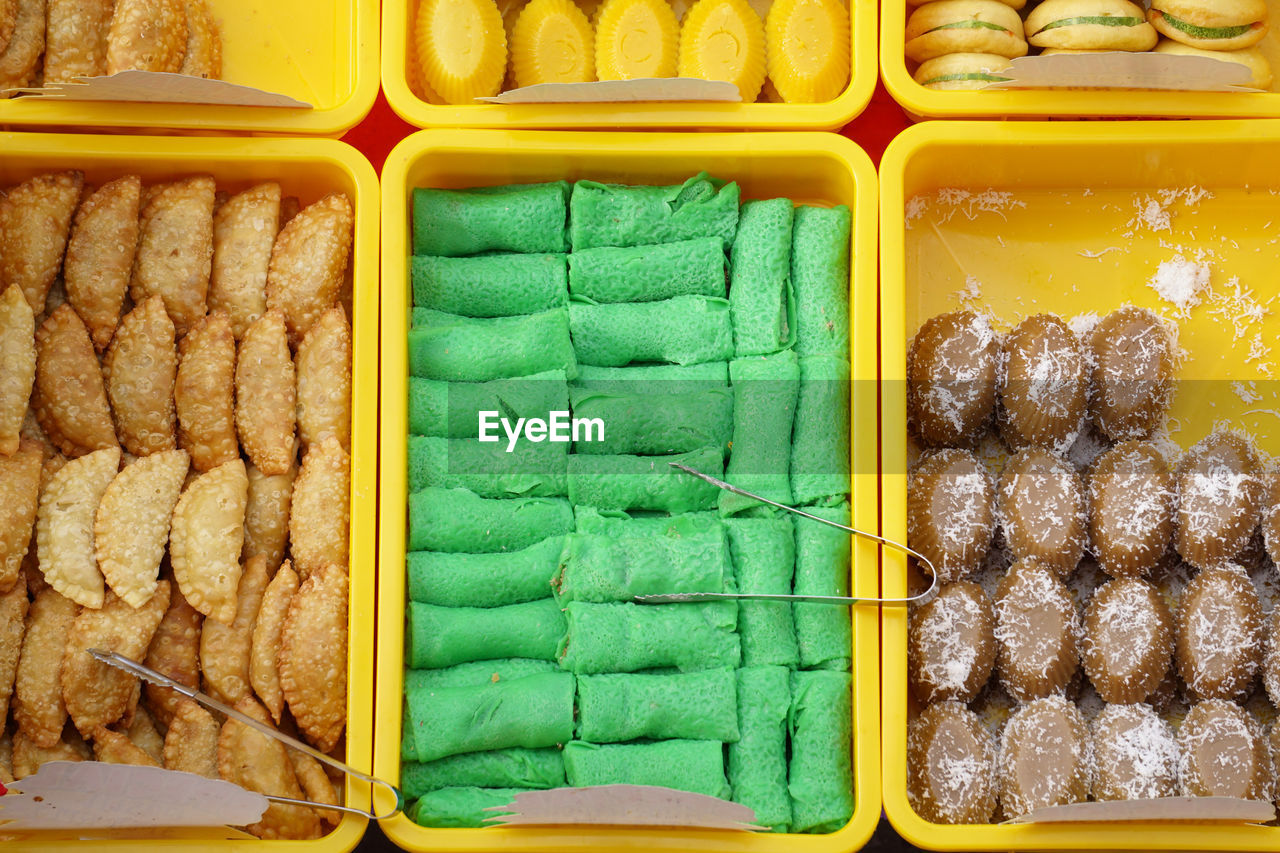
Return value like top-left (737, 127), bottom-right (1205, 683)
top-left (1090, 702), bottom-right (1178, 800)
top-left (103, 296), bottom-right (178, 456)
top-left (1089, 441), bottom-right (1175, 578)
top-left (0, 570), bottom-right (29, 724)
top-left (907, 701), bottom-right (997, 825)
top-left (95, 449), bottom-right (189, 608)
top-left (296, 305), bottom-right (352, 453)
top-left (126, 704), bottom-right (164, 764)
top-left (169, 458), bottom-right (248, 625)
top-left (32, 305), bottom-right (117, 457)
top-left (1088, 307), bottom-right (1174, 441)
top-left (279, 562), bottom-right (347, 752)
top-left (210, 183), bottom-right (279, 339)
top-left (0, 172), bottom-right (83, 314)
top-left (63, 176), bottom-right (141, 352)
top-left (218, 696), bottom-right (322, 839)
top-left (908, 449), bottom-right (995, 584)
top-left (43, 0), bottom-right (112, 82)
top-left (0, 284), bottom-right (36, 455)
top-left (92, 724), bottom-right (160, 766)
top-left (0, 0), bottom-right (45, 90)
top-left (998, 314), bottom-right (1087, 452)
top-left (1179, 699), bottom-right (1269, 798)
top-left (13, 588), bottom-right (76, 746)
top-left (236, 310), bottom-right (296, 477)
top-left (1083, 577), bottom-right (1173, 704)
top-left (907, 311), bottom-right (999, 447)
top-left (142, 584), bottom-right (202, 727)
top-left (175, 311), bottom-right (238, 473)
top-left (1176, 431), bottom-right (1262, 568)
top-left (106, 0), bottom-right (187, 73)
top-left (200, 554), bottom-right (267, 706)
top-left (266, 193), bottom-right (354, 344)
top-left (998, 448), bottom-right (1086, 577)
top-left (994, 557), bottom-right (1080, 702)
top-left (289, 436), bottom-right (350, 579)
top-left (250, 560), bottom-right (297, 722)
top-left (11, 727), bottom-right (89, 779)
top-left (0, 0), bottom-right (14, 54)
top-left (999, 694), bottom-right (1091, 818)
top-left (62, 582), bottom-right (169, 736)
top-left (0, 440), bottom-right (41, 593)
top-left (163, 697), bottom-right (219, 777)
top-left (244, 460), bottom-right (295, 575)
top-left (908, 580), bottom-right (996, 704)
top-left (35, 446), bottom-right (120, 608)
top-left (130, 175), bottom-right (215, 337)
top-left (288, 748), bottom-right (342, 826)
top-left (178, 0), bottom-right (220, 78)
top-left (1176, 562), bottom-right (1263, 701)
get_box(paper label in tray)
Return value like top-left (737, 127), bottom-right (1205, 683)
top-left (3, 71), bottom-right (312, 108)
top-left (984, 52), bottom-right (1257, 91)
top-left (1005, 796), bottom-right (1275, 824)
top-left (478, 78), bottom-right (741, 104)
top-left (484, 784), bottom-right (764, 829)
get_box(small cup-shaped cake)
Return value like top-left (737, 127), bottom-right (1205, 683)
top-left (678, 0), bottom-right (768, 102)
top-left (1083, 577), bottom-right (1174, 704)
top-left (998, 694), bottom-right (1092, 818)
top-left (999, 314), bottom-right (1087, 453)
top-left (1089, 441), bottom-right (1175, 578)
top-left (1176, 562), bottom-right (1263, 702)
top-left (1088, 306), bottom-right (1175, 442)
top-left (909, 580), bottom-right (997, 705)
top-left (1179, 699), bottom-right (1270, 799)
top-left (998, 447), bottom-right (1086, 577)
top-left (908, 449), bottom-right (996, 584)
top-left (994, 557), bottom-right (1081, 702)
top-left (1091, 702), bottom-right (1179, 801)
top-left (908, 701), bottom-right (998, 825)
top-left (1261, 607), bottom-right (1280, 708)
top-left (1261, 465), bottom-right (1280, 567)
top-left (594, 0), bottom-right (680, 80)
top-left (1176, 431), bottom-right (1262, 568)
top-left (510, 0), bottom-right (596, 87)
top-left (908, 311), bottom-right (1000, 447)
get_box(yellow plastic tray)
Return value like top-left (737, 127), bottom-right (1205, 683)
top-left (0, 0), bottom-right (377, 134)
top-left (0, 131), bottom-right (380, 852)
top-left (880, 3), bottom-right (1280, 119)
top-left (381, 1), bottom-right (875, 129)
top-left (879, 120), bottom-right (1280, 850)
top-left (376, 128), bottom-right (880, 852)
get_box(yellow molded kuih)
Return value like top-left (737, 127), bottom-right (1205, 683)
top-left (415, 0), bottom-right (508, 104)
top-left (594, 0), bottom-right (680, 80)
top-left (678, 0), bottom-right (767, 101)
top-left (511, 0), bottom-right (596, 86)
top-left (765, 0), bottom-right (852, 102)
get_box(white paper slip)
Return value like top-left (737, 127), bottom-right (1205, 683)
top-left (484, 784), bottom-right (765, 830)
top-left (985, 53), bottom-right (1258, 92)
top-left (1005, 796), bottom-right (1275, 824)
top-left (4, 71), bottom-right (312, 108)
top-left (479, 78), bottom-right (740, 104)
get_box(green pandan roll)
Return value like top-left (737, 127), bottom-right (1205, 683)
top-left (793, 503), bottom-right (852, 671)
top-left (412, 181), bottom-right (569, 256)
top-left (408, 371), bottom-right (568, 439)
top-left (566, 446), bottom-right (723, 513)
top-left (572, 507), bottom-right (720, 538)
top-left (575, 669), bottom-right (740, 743)
top-left (557, 601), bottom-right (740, 673)
top-left (553, 526), bottom-right (731, 604)
top-left (407, 535), bottom-right (563, 607)
top-left (568, 173), bottom-right (739, 252)
top-left (411, 253), bottom-right (568, 318)
top-left (406, 599), bottom-right (566, 669)
top-left (720, 351), bottom-right (800, 515)
top-left (408, 308), bottom-right (577, 382)
top-left (407, 436), bottom-right (568, 497)
top-left (725, 515), bottom-right (798, 668)
top-left (408, 786), bottom-right (528, 828)
top-left (402, 749), bottom-right (566, 799)
top-left (788, 669), bottom-right (853, 834)
top-left (568, 295), bottom-right (733, 367)
top-left (730, 666), bottom-right (792, 832)
top-left (729, 198), bottom-right (795, 357)
top-left (563, 740), bottom-right (731, 798)
top-left (790, 354), bottom-right (851, 506)
top-left (407, 488), bottom-right (573, 553)
top-left (791, 205), bottom-right (851, 358)
top-left (573, 361), bottom-right (729, 393)
top-left (567, 385), bottom-right (733, 456)
top-left (403, 659), bottom-right (560, 694)
top-left (568, 238), bottom-right (726, 304)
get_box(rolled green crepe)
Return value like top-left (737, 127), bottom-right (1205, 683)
top-left (412, 253), bottom-right (568, 318)
top-left (725, 515), bottom-right (798, 668)
top-left (408, 786), bottom-right (527, 828)
top-left (788, 669), bottom-right (853, 834)
top-left (791, 204), bottom-right (851, 358)
top-left (790, 354), bottom-right (850, 506)
top-left (408, 371), bottom-right (568, 439)
top-left (573, 361), bottom-right (729, 393)
top-left (402, 749), bottom-right (566, 798)
top-left (407, 436), bottom-right (568, 498)
top-left (566, 446), bottom-right (723, 513)
top-left (407, 488), bottom-right (573, 553)
top-left (730, 666), bottom-right (792, 832)
top-left (405, 672), bottom-right (576, 763)
top-left (406, 599), bottom-right (566, 669)
top-left (720, 351), bottom-right (800, 515)
top-left (568, 238), bottom-right (726, 303)
top-left (412, 181), bottom-right (568, 256)
top-left (568, 295), bottom-right (733, 367)
top-left (404, 659), bottom-right (559, 694)
top-left (568, 173), bottom-right (740, 252)
top-left (573, 507), bottom-right (720, 538)
top-left (567, 386), bottom-right (733, 456)
top-left (576, 669), bottom-right (739, 743)
top-left (553, 526), bottom-right (731, 604)
top-left (408, 308), bottom-right (577, 382)
top-left (407, 536), bottom-right (563, 607)
top-left (729, 198), bottom-right (795, 357)
top-left (557, 601), bottom-right (739, 673)
top-left (563, 740), bottom-right (731, 799)
top-left (793, 503), bottom-right (852, 671)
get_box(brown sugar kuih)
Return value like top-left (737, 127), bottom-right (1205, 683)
top-left (1176, 562), bottom-right (1263, 702)
top-left (1089, 441), bottom-right (1176, 579)
top-left (998, 447), bottom-right (1086, 578)
top-left (1176, 431), bottom-right (1262, 569)
top-left (1088, 307), bottom-right (1176, 442)
top-left (1082, 577), bottom-right (1174, 704)
top-left (1090, 702), bottom-right (1179, 801)
top-left (998, 314), bottom-right (1087, 454)
top-left (1178, 698), bottom-right (1270, 799)
top-left (1261, 464), bottom-right (1280, 566)
top-left (994, 557), bottom-right (1080, 703)
top-left (908, 581), bottom-right (996, 705)
top-left (907, 311), bottom-right (1000, 447)
top-left (907, 449), bottom-right (996, 585)
top-left (907, 701), bottom-right (997, 824)
top-left (998, 694), bottom-right (1091, 818)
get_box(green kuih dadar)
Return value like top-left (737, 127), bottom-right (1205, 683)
top-left (412, 181), bottom-right (569, 256)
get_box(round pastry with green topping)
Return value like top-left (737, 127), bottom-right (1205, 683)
top-left (1148, 0), bottom-right (1267, 49)
top-left (913, 52), bottom-right (1013, 89)
top-left (1153, 39), bottom-right (1273, 87)
top-left (1026, 0), bottom-right (1158, 50)
top-left (906, 0), bottom-right (1030, 63)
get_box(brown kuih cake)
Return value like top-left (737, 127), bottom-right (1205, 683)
top-left (998, 447), bottom-right (1086, 577)
top-left (1178, 698), bottom-right (1269, 799)
top-left (907, 701), bottom-right (998, 824)
top-left (1082, 577), bottom-right (1173, 704)
top-left (1087, 306), bottom-right (1175, 441)
top-left (1088, 440), bottom-right (1176, 579)
top-left (994, 557), bottom-right (1080, 703)
top-left (998, 694), bottom-right (1092, 818)
top-left (908, 449), bottom-right (996, 584)
top-left (909, 580), bottom-right (996, 704)
top-left (1090, 702), bottom-right (1179, 801)
top-left (998, 314), bottom-right (1087, 454)
top-left (907, 310), bottom-right (1000, 447)
top-left (1175, 430), bottom-right (1262, 569)
top-left (1175, 562), bottom-right (1263, 702)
